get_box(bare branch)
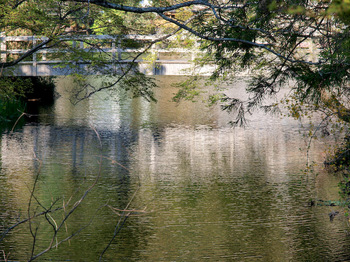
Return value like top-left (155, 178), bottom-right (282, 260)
top-left (0, 206), bottom-right (65, 242)
top-left (23, 127), bottom-right (103, 261)
top-left (99, 186), bottom-right (142, 261)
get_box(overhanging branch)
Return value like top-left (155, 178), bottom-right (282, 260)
top-left (61, 0), bottom-right (322, 66)
top-left (62, 0), bottom-right (225, 13)
top-left (0, 38), bottom-right (52, 69)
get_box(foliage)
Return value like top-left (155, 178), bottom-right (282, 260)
top-left (92, 8), bottom-right (157, 35)
top-left (0, 76), bottom-right (31, 122)
top-left (326, 135), bottom-right (350, 174)
top-left (0, 96), bottom-right (26, 125)
top-left (172, 76), bottom-right (203, 103)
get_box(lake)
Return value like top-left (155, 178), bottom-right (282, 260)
top-left (0, 76), bottom-right (349, 261)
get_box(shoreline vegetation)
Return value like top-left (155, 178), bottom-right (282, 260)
top-left (0, 76), bottom-right (55, 129)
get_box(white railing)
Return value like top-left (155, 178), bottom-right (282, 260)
top-left (0, 34), bottom-right (198, 65)
top-left (0, 34), bottom-right (211, 76)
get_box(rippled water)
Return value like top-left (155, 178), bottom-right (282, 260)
top-left (0, 76), bottom-right (349, 261)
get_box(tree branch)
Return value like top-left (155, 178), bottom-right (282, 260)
top-left (0, 38), bottom-right (52, 69)
top-left (62, 0), bottom-right (221, 13)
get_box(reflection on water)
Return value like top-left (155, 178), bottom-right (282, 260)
top-left (0, 76), bottom-right (349, 261)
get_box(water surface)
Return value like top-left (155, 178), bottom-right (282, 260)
top-left (0, 76), bottom-right (348, 261)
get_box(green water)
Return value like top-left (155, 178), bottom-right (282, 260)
top-left (0, 76), bottom-right (348, 261)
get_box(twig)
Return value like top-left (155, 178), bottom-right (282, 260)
top-left (99, 186), bottom-right (142, 260)
top-left (305, 112), bottom-right (335, 167)
top-left (27, 126), bottom-right (104, 261)
top-left (28, 156), bottom-right (43, 259)
top-left (11, 112), bottom-right (26, 132)
top-left (108, 205), bottom-right (148, 216)
top-left (0, 206), bottom-right (64, 242)
top-left (1, 250), bottom-right (10, 262)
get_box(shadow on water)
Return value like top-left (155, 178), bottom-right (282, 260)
top-left (0, 75), bottom-right (349, 261)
